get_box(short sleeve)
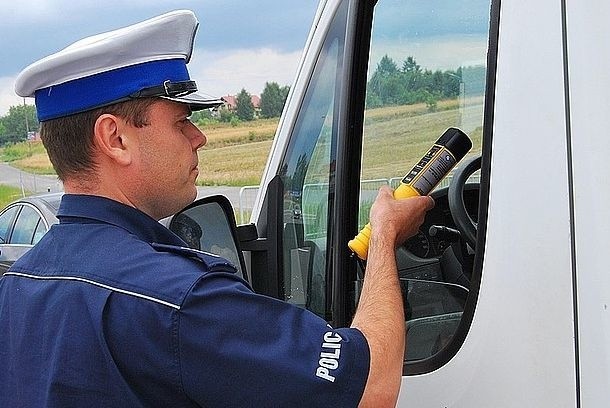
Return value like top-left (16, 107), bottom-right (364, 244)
top-left (178, 272), bottom-right (370, 407)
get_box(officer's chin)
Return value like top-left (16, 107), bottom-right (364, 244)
top-left (182, 185), bottom-right (198, 208)
top-left (161, 187), bottom-right (198, 221)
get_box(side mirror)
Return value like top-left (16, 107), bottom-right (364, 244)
top-left (167, 195), bottom-right (247, 280)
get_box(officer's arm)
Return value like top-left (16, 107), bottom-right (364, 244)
top-left (350, 187), bottom-right (433, 408)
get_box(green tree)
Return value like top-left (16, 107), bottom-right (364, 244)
top-left (260, 82), bottom-right (290, 119)
top-left (190, 109), bottom-right (218, 127)
top-left (402, 56), bottom-right (421, 73)
top-left (235, 88), bottom-right (255, 121)
top-left (368, 55), bottom-right (404, 106)
top-left (218, 109), bottom-right (237, 123)
top-left (190, 109), bottom-right (213, 123)
top-left (365, 55), bottom-right (480, 109)
top-left (377, 55), bottom-right (399, 75)
top-left (0, 104), bottom-right (38, 146)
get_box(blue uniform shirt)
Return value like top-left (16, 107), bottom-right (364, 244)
top-left (0, 194), bottom-right (370, 407)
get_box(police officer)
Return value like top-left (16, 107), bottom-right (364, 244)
top-left (0, 10), bottom-right (433, 407)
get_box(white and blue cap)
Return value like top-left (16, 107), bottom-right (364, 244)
top-left (14, 10), bottom-right (223, 121)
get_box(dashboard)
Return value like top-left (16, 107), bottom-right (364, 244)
top-left (403, 184), bottom-right (479, 259)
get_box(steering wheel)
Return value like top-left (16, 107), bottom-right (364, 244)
top-left (447, 155), bottom-right (481, 250)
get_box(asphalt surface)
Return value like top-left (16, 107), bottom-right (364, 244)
top-left (0, 162), bottom-right (63, 194)
top-left (0, 162), bottom-right (257, 214)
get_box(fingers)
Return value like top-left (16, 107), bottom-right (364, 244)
top-left (423, 195), bottom-right (435, 211)
top-left (369, 187), bottom-right (435, 246)
top-left (399, 196), bottom-right (433, 240)
top-left (375, 185), bottom-right (434, 209)
top-left (376, 185), bottom-right (394, 200)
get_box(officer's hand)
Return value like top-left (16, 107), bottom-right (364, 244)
top-left (369, 186), bottom-right (434, 248)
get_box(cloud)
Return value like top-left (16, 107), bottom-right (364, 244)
top-left (0, 77), bottom-right (24, 116)
top-left (0, 1), bottom-right (316, 115)
top-left (2, 0), bottom-right (199, 24)
top-left (190, 47), bottom-right (304, 97)
top-left (0, 47), bottom-right (304, 116)
top-left (368, 35), bottom-right (488, 73)
top-left (3, 1), bottom-right (56, 24)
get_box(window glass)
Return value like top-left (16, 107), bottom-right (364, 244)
top-left (11, 206), bottom-right (42, 245)
top-left (32, 218), bottom-right (48, 245)
top-left (0, 206), bottom-right (19, 244)
top-left (362, 0), bottom-right (491, 362)
top-left (278, 2), bottom-right (347, 319)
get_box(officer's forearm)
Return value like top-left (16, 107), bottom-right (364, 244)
top-left (351, 231), bottom-right (405, 408)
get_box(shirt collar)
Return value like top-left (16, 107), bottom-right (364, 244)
top-left (57, 194), bottom-right (185, 246)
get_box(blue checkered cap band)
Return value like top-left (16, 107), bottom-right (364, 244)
top-left (15, 10), bottom-right (222, 121)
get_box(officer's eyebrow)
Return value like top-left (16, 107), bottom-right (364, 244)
top-left (173, 106), bottom-right (192, 120)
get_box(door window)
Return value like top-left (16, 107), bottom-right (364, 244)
top-left (11, 205), bottom-right (45, 245)
top-left (278, 2), bottom-right (348, 319)
top-left (361, 0), bottom-right (492, 364)
top-left (32, 219), bottom-right (47, 245)
top-left (0, 206), bottom-right (19, 244)
top-left (265, 0), bottom-right (494, 371)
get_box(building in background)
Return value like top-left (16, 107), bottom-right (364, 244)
top-left (221, 94), bottom-right (261, 117)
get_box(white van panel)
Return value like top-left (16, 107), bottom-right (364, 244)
top-left (566, 2), bottom-right (610, 406)
top-left (399, 0), bottom-right (577, 405)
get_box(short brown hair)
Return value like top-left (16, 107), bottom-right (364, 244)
top-left (40, 98), bottom-right (158, 181)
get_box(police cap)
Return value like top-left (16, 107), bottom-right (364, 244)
top-left (15, 10), bottom-right (223, 121)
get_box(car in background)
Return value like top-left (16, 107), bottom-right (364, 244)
top-left (0, 192), bottom-right (242, 277)
top-left (0, 193), bottom-right (62, 274)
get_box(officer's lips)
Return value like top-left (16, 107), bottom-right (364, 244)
top-left (191, 161), bottom-right (199, 177)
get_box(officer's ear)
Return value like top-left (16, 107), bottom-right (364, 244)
top-left (93, 113), bottom-right (133, 166)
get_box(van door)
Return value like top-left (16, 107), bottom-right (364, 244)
top-left (251, 0), bottom-right (494, 368)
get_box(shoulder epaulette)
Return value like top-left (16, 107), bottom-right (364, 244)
top-left (151, 243), bottom-right (238, 274)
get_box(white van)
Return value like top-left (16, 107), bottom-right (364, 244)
top-left (181, 0), bottom-right (610, 405)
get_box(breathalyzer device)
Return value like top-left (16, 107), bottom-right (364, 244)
top-left (348, 127), bottom-right (472, 260)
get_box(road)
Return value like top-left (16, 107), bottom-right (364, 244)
top-left (0, 162), bottom-right (63, 194)
top-left (0, 162), bottom-right (258, 216)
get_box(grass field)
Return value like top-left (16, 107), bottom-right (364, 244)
top-left (196, 118), bottom-right (277, 186)
top-left (361, 103), bottom-right (483, 181)
top-left (0, 185), bottom-right (26, 208)
top-left (0, 142), bottom-right (54, 175)
top-left (1, 99), bottom-right (483, 187)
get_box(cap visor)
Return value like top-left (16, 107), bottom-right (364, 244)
top-left (161, 92), bottom-right (224, 110)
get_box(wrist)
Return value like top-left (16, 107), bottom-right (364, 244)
top-left (369, 226), bottom-right (399, 250)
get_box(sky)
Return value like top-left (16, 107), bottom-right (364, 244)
top-left (0, 0), bottom-right (320, 115)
